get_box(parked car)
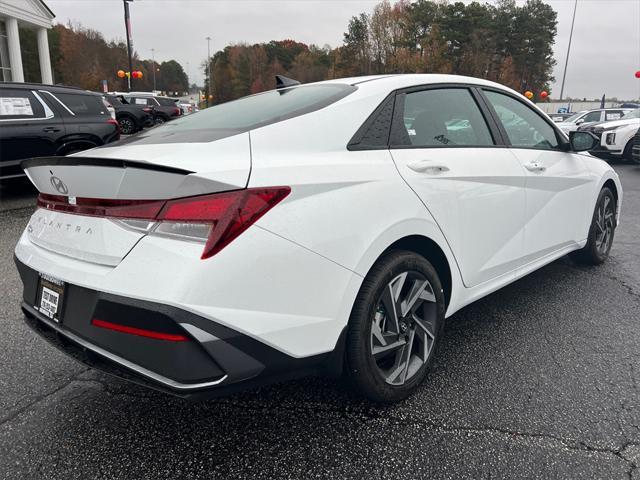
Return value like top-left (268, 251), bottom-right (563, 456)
top-left (631, 127), bottom-right (640, 164)
top-left (556, 108), bottom-right (632, 134)
top-left (15, 74), bottom-right (621, 403)
top-left (549, 112), bottom-right (575, 123)
top-left (579, 109), bottom-right (640, 160)
top-left (122, 93), bottom-right (182, 124)
top-left (104, 94), bottom-right (153, 135)
top-left (0, 82), bottom-right (119, 181)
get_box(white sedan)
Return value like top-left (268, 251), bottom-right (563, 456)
top-left (16, 74), bottom-right (621, 403)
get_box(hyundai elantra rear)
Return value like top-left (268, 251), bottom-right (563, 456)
top-left (15, 74), bottom-right (621, 403)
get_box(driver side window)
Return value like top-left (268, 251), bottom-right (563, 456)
top-left (484, 90), bottom-right (559, 150)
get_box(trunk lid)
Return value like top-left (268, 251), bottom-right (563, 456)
top-left (22, 133), bottom-right (251, 266)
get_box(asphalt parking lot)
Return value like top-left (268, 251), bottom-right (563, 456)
top-left (1, 161), bottom-right (639, 480)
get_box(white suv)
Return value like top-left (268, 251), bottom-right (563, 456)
top-left (556, 108), bottom-right (632, 134)
top-left (580, 109), bottom-right (640, 160)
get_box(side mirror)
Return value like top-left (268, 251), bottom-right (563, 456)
top-left (569, 131), bottom-right (599, 152)
top-left (575, 118), bottom-right (584, 125)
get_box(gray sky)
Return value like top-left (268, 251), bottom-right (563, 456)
top-left (47, 0), bottom-right (640, 100)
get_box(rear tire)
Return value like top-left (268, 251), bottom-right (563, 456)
top-left (118, 115), bottom-right (137, 135)
top-left (345, 251), bottom-right (445, 403)
top-left (623, 139), bottom-right (634, 162)
top-left (570, 187), bottom-right (616, 265)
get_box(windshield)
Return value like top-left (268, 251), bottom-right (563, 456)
top-left (622, 109), bottom-right (640, 120)
top-left (563, 111), bottom-right (587, 123)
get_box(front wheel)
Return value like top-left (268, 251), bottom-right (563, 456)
top-left (570, 187), bottom-right (616, 265)
top-left (345, 251), bottom-right (445, 403)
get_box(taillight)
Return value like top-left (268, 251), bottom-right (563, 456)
top-left (37, 193), bottom-right (165, 219)
top-left (174, 107), bottom-right (181, 116)
top-left (156, 187), bottom-right (290, 259)
top-left (142, 107), bottom-right (152, 113)
top-left (107, 118), bottom-right (120, 132)
top-left (36, 187), bottom-right (291, 259)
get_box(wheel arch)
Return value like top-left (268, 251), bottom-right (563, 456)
top-left (379, 235), bottom-right (453, 309)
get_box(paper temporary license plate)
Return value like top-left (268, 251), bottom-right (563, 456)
top-left (36, 274), bottom-right (66, 323)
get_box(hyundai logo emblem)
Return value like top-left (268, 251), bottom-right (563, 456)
top-left (50, 175), bottom-right (69, 195)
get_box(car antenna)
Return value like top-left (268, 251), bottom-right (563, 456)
top-left (275, 75), bottom-right (300, 91)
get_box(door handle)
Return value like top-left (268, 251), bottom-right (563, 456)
top-left (523, 162), bottom-right (546, 172)
top-left (408, 160), bottom-right (450, 175)
top-left (42, 127), bottom-right (61, 133)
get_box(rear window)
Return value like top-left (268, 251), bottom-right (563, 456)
top-left (141, 84), bottom-right (356, 142)
top-left (56, 93), bottom-right (108, 116)
top-left (156, 97), bottom-right (178, 106)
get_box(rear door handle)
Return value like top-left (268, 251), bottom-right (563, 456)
top-left (523, 162), bottom-right (546, 172)
top-left (408, 160), bottom-right (450, 175)
top-left (42, 127), bottom-right (61, 133)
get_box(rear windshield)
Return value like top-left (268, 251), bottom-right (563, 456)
top-left (137, 83), bottom-right (356, 143)
top-left (156, 97), bottom-right (178, 106)
top-left (56, 93), bottom-right (109, 116)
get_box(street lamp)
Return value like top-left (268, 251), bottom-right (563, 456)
top-left (559, 0), bottom-right (578, 101)
top-left (206, 36), bottom-right (211, 107)
top-left (123, 0), bottom-right (134, 91)
top-left (151, 48), bottom-right (156, 92)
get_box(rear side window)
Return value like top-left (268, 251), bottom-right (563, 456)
top-left (144, 84), bottom-right (356, 140)
top-left (56, 93), bottom-right (108, 116)
top-left (0, 89), bottom-right (45, 119)
top-left (156, 97), bottom-right (178, 107)
top-left (391, 88), bottom-right (494, 147)
top-left (605, 111), bottom-right (624, 121)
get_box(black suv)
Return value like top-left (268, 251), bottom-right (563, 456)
top-left (104, 94), bottom-right (153, 135)
top-left (123, 94), bottom-right (182, 124)
top-left (0, 82), bottom-right (120, 181)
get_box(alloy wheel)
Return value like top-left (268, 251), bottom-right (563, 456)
top-left (119, 117), bottom-right (135, 135)
top-left (595, 195), bottom-right (614, 255)
top-left (370, 271), bottom-right (437, 386)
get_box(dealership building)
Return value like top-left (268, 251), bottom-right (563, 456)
top-left (0, 0), bottom-right (54, 83)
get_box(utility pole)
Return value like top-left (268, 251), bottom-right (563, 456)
top-left (123, 0), bottom-right (134, 91)
top-left (559, 0), bottom-right (577, 101)
top-left (206, 36), bottom-right (211, 107)
top-left (151, 48), bottom-right (156, 92)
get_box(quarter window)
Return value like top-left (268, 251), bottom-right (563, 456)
top-left (484, 90), bottom-right (559, 150)
top-left (391, 88), bottom-right (494, 147)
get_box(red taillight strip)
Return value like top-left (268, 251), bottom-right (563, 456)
top-left (37, 193), bottom-right (165, 219)
top-left (91, 318), bottom-right (189, 342)
top-left (37, 187), bottom-right (291, 259)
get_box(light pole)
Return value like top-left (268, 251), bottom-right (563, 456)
top-left (151, 48), bottom-right (156, 92)
top-left (123, 0), bottom-right (134, 91)
top-left (559, 0), bottom-right (577, 101)
top-left (206, 36), bottom-right (211, 107)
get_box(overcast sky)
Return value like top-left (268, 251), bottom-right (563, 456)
top-left (46, 0), bottom-right (640, 100)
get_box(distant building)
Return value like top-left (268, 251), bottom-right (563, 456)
top-left (0, 0), bottom-right (55, 83)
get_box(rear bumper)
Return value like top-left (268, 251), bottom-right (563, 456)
top-left (16, 257), bottom-right (340, 399)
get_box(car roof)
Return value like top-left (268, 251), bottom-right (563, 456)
top-left (310, 73), bottom-right (521, 97)
top-left (0, 82), bottom-right (100, 96)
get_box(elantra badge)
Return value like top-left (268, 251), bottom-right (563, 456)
top-left (50, 175), bottom-right (68, 195)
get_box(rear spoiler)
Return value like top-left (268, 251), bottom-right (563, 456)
top-left (21, 156), bottom-right (194, 175)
